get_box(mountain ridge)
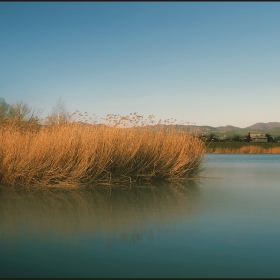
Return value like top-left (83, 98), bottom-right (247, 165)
top-left (159, 122), bottom-right (280, 137)
top-left (199, 122), bottom-right (280, 131)
top-left (246, 122), bottom-right (280, 130)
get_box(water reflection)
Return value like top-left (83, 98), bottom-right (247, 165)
top-left (0, 181), bottom-right (200, 250)
top-left (2, 155), bottom-right (280, 278)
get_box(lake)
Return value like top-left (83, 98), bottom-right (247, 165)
top-left (1, 154), bottom-right (280, 278)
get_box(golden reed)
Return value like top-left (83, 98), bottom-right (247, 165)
top-left (209, 146), bottom-right (280, 154)
top-left (0, 114), bottom-right (205, 187)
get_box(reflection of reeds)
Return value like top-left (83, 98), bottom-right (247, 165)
top-left (0, 182), bottom-right (200, 247)
top-left (0, 116), bottom-right (205, 187)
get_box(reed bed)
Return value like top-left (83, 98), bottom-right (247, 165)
top-left (208, 146), bottom-right (280, 154)
top-left (0, 114), bottom-right (205, 187)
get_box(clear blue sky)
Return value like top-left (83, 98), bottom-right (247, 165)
top-left (1, 2), bottom-right (279, 127)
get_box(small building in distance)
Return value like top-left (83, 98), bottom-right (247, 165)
top-left (198, 133), bottom-right (207, 142)
top-left (240, 134), bottom-right (250, 142)
top-left (250, 133), bottom-right (268, 142)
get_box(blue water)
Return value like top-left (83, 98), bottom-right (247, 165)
top-left (1, 154), bottom-right (280, 278)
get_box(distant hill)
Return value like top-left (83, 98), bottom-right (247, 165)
top-left (198, 122), bottom-right (280, 136)
top-left (246, 122), bottom-right (280, 130)
top-left (149, 122), bottom-right (280, 137)
top-left (216, 125), bottom-right (240, 132)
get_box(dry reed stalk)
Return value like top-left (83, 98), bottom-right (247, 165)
top-left (0, 118), bottom-right (205, 188)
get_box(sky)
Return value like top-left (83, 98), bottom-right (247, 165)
top-left (1, 2), bottom-right (280, 128)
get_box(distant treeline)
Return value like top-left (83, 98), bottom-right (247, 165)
top-left (0, 98), bottom-right (75, 128)
top-left (199, 133), bottom-right (279, 143)
top-left (0, 98), bottom-right (40, 122)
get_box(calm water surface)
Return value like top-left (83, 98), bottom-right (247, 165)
top-left (1, 154), bottom-right (280, 278)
